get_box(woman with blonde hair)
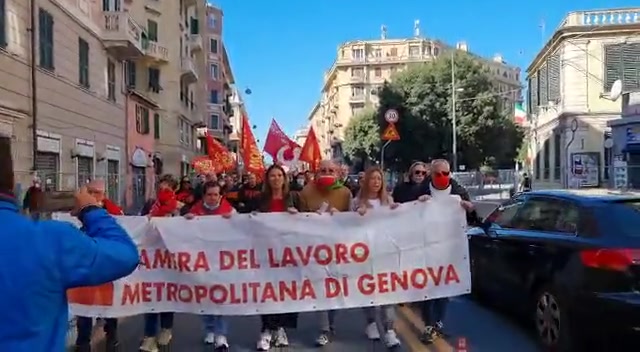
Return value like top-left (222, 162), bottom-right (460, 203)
top-left (353, 166), bottom-right (401, 347)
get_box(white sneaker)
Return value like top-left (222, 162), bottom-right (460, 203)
top-left (384, 329), bottom-right (401, 348)
top-left (365, 322), bottom-right (380, 340)
top-left (315, 332), bottom-right (331, 346)
top-left (256, 331), bottom-right (272, 351)
top-left (214, 335), bottom-right (229, 348)
top-left (157, 328), bottom-right (172, 346)
top-left (139, 337), bottom-right (158, 352)
top-left (204, 332), bottom-right (215, 344)
top-left (274, 327), bottom-right (289, 347)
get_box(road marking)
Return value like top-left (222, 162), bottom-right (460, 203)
top-left (395, 317), bottom-right (431, 352)
top-left (398, 305), bottom-right (454, 352)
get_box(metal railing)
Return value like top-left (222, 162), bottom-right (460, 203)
top-left (452, 169), bottom-right (518, 200)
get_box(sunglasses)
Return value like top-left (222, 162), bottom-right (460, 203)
top-left (413, 170), bottom-right (428, 176)
top-left (433, 171), bottom-right (450, 177)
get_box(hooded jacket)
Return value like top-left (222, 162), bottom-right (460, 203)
top-left (0, 195), bottom-right (139, 352)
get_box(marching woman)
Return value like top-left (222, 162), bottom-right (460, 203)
top-left (184, 181), bottom-right (235, 350)
top-left (353, 167), bottom-right (402, 348)
top-left (255, 164), bottom-right (301, 351)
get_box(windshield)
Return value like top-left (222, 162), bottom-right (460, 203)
top-left (602, 200), bottom-right (640, 238)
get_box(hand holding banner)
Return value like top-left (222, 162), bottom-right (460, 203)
top-left (58, 196), bottom-right (470, 318)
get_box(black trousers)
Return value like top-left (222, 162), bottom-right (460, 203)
top-left (261, 313), bottom-right (298, 331)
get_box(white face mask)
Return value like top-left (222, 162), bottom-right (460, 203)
top-left (297, 178), bottom-right (305, 186)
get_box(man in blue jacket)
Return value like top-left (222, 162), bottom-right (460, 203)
top-left (0, 135), bottom-right (140, 352)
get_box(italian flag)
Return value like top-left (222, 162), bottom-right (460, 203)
top-left (514, 103), bottom-right (526, 125)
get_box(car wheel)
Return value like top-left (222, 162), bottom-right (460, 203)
top-left (533, 286), bottom-right (573, 352)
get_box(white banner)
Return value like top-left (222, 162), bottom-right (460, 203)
top-left (58, 196), bottom-right (470, 317)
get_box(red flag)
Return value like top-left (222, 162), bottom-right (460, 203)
top-left (299, 127), bottom-right (322, 171)
top-left (241, 114), bottom-right (265, 175)
top-left (205, 133), bottom-right (235, 172)
top-left (263, 119), bottom-right (300, 164)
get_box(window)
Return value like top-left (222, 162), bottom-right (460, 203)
top-left (529, 72), bottom-right (539, 111)
top-left (0, 0), bottom-right (6, 48)
top-left (148, 67), bottom-right (160, 93)
top-left (147, 20), bottom-right (158, 42)
top-left (604, 132), bottom-right (611, 180)
top-left (553, 133), bottom-right (561, 180)
top-left (548, 53), bottom-right (561, 101)
top-left (485, 197), bottom-right (526, 228)
top-left (209, 90), bottom-right (219, 104)
top-left (210, 114), bottom-right (219, 129)
top-left (409, 46), bottom-right (420, 57)
top-left (604, 43), bottom-right (640, 92)
top-left (373, 48), bottom-right (382, 57)
top-left (210, 38), bottom-right (218, 53)
top-left (208, 13), bottom-right (216, 28)
top-left (538, 63), bottom-right (548, 105)
top-left (389, 48), bottom-right (397, 56)
top-left (210, 63), bottom-right (219, 79)
top-left (107, 60), bottom-right (116, 102)
top-left (78, 38), bottom-right (89, 88)
top-left (511, 198), bottom-right (579, 234)
top-left (38, 9), bottom-right (54, 70)
top-left (374, 67), bottom-right (382, 77)
top-left (535, 150), bottom-right (540, 180)
top-left (102, 0), bottom-right (121, 11)
top-left (352, 48), bottom-right (364, 60)
top-left (351, 67), bottom-right (364, 77)
top-left (179, 119), bottom-right (192, 146)
top-left (124, 60), bottom-right (136, 88)
top-left (153, 113), bottom-right (160, 139)
top-left (351, 86), bottom-right (365, 97)
top-left (351, 103), bottom-right (365, 117)
top-left (135, 105), bottom-right (150, 134)
top-left (190, 17), bottom-right (199, 35)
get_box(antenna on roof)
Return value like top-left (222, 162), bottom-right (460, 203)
top-left (381, 25), bottom-right (387, 39)
top-left (539, 19), bottom-right (546, 46)
top-left (413, 20), bottom-right (420, 37)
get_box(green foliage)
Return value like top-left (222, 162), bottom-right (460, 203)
top-left (376, 51), bottom-right (524, 170)
top-left (343, 107), bottom-right (381, 163)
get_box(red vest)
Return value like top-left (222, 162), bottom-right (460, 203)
top-left (190, 198), bottom-right (234, 216)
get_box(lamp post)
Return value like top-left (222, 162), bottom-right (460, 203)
top-left (450, 51), bottom-right (464, 171)
top-left (564, 118), bottom-right (579, 188)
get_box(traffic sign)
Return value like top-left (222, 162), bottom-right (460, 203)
top-left (381, 124), bottom-right (400, 141)
top-left (384, 109), bottom-right (399, 123)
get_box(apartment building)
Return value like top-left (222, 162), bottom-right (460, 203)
top-left (0, 0), bottom-right (129, 202)
top-left (294, 127), bottom-right (309, 147)
top-left (525, 8), bottom-right (640, 189)
top-left (306, 27), bottom-right (522, 159)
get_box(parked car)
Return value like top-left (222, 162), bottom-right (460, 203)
top-left (467, 190), bottom-right (640, 351)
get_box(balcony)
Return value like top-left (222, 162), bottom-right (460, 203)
top-left (102, 11), bottom-right (144, 59)
top-left (143, 41), bottom-right (169, 63)
top-left (349, 94), bottom-right (366, 103)
top-left (189, 34), bottom-right (202, 51)
top-left (350, 75), bottom-right (366, 83)
top-left (180, 57), bottom-right (198, 84)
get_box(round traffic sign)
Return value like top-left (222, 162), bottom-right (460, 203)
top-left (384, 109), bottom-right (399, 123)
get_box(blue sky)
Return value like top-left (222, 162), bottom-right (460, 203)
top-left (215, 0), bottom-right (637, 143)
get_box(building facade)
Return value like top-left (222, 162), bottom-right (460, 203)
top-left (525, 8), bottom-right (640, 189)
top-left (306, 28), bottom-right (521, 159)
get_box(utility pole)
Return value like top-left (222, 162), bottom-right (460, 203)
top-left (29, 0), bottom-right (38, 171)
top-left (451, 51), bottom-right (457, 171)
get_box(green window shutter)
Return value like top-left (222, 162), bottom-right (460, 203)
top-left (154, 113), bottom-right (160, 139)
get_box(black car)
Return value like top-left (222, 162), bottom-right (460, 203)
top-left (468, 190), bottom-right (640, 351)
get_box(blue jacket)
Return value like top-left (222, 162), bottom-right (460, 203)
top-left (0, 197), bottom-right (140, 351)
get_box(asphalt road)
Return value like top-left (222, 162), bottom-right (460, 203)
top-left (88, 297), bottom-right (540, 351)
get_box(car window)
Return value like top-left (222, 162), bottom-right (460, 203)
top-left (511, 197), bottom-right (579, 234)
top-left (486, 197), bottom-right (525, 228)
top-left (600, 200), bottom-right (640, 238)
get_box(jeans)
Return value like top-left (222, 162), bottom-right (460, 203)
top-left (363, 305), bottom-right (396, 331)
top-left (319, 310), bottom-right (337, 332)
top-left (420, 298), bottom-right (449, 326)
top-left (202, 315), bottom-right (227, 335)
top-left (261, 313), bottom-right (298, 331)
top-left (76, 317), bottom-right (118, 345)
top-left (144, 313), bottom-right (174, 337)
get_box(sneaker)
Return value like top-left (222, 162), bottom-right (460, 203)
top-left (420, 326), bottom-right (438, 344)
top-left (204, 332), bottom-right (215, 344)
top-left (365, 322), bottom-right (380, 340)
top-left (157, 328), bottom-right (172, 346)
top-left (274, 327), bottom-right (289, 347)
top-left (384, 330), bottom-right (401, 348)
top-left (139, 337), bottom-right (158, 352)
top-left (315, 331), bottom-right (332, 346)
top-left (256, 331), bottom-right (272, 351)
top-left (214, 335), bottom-right (229, 348)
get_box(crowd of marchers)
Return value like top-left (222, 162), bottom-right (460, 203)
top-left (0, 131), bottom-right (480, 352)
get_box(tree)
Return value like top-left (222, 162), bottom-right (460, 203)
top-left (343, 107), bottom-right (380, 168)
top-left (376, 52), bottom-right (524, 170)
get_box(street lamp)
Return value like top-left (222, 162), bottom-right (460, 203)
top-left (449, 51), bottom-right (467, 171)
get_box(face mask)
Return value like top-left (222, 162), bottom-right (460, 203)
top-left (297, 178), bottom-right (305, 186)
top-left (432, 173), bottom-right (451, 190)
top-left (34, 183), bottom-right (41, 189)
top-left (315, 175), bottom-right (336, 190)
top-left (218, 181), bottom-right (225, 187)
